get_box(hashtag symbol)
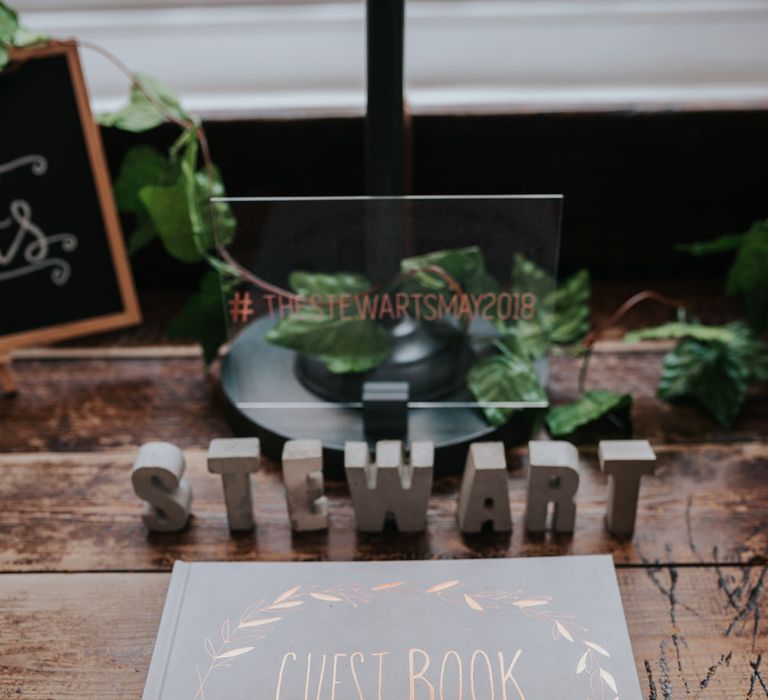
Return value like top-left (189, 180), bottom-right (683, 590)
top-left (228, 291), bottom-right (255, 324)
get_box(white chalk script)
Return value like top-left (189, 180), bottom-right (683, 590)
top-left (0, 155), bottom-right (78, 286)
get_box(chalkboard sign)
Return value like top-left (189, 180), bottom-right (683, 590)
top-left (0, 42), bottom-right (140, 351)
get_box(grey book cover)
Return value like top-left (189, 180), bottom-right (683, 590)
top-left (144, 555), bottom-right (641, 699)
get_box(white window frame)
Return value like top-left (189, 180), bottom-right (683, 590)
top-left (15, 0), bottom-right (768, 116)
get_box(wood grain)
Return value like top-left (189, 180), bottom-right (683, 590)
top-left (1, 348), bottom-right (766, 453)
top-left (1, 567), bottom-right (765, 699)
top-left (0, 443), bottom-right (765, 573)
top-left (0, 356), bottom-right (231, 452)
top-left (1, 338), bottom-right (766, 696)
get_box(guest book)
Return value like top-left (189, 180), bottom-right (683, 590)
top-left (143, 556), bottom-right (641, 699)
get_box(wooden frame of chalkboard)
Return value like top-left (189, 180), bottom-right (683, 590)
top-left (0, 41), bottom-right (141, 352)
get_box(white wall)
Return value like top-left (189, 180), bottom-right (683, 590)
top-left (14, 0), bottom-right (768, 116)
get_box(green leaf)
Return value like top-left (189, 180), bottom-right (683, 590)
top-left (0, 0), bottom-right (16, 70)
top-left (501, 319), bottom-right (550, 361)
top-left (624, 321), bottom-right (741, 344)
top-left (550, 268), bottom-right (590, 344)
top-left (114, 145), bottom-right (176, 215)
top-left (726, 323), bottom-right (768, 382)
top-left (630, 320), bottom-right (768, 390)
top-left (175, 135), bottom-right (232, 260)
top-left (0, 2), bottom-right (18, 45)
top-left (467, 344), bottom-right (547, 427)
top-left (400, 246), bottom-right (499, 295)
top-left (134, 154), bottom-right (235, 263)
top-left (503, 257), bottom-right (590, 359)
top-left (289, 271), bottom-right (370, 297)
top-left (510, 253), bottom-right (555, 301)
top-left (167, 271), bottom-right (228, 364)
top-left (12, 26), bottom-right (47, 47)
top-left (113, 145), bottom-right (181, 257)
top-left (98, 74), bottom-right (190, 133)
top-left (726, 220), bottom-right (768, 331)
top-left (139, 175), bottom-right (200, 262)
top-left (268, 272), bottom-right (388, 373)
top-left (677, 222), bottom-right (768, 332)
top-left (126, 214), bottom-right (157, 255)
top-left (545, 390), bottom-right (632, 439)
top-left (266, 308), bottom-right (391, 374)
top-left (658, 338), bottom-right (749, 427)
top-left (103, 78), bottom-right (236, 274)
top-left (192, 166), bottom-right (236, 252)
top-left (676, 233), bottom-right (745, 256)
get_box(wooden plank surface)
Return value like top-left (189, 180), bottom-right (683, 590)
top-left (1, 328), bottom-right (766, 698)
top-left (0, 355), bottom-right (231, 452)
top-left (1, 567), bottom-right (765, 699)
top-left (1, 348), bottom-right (767, 453)
top-left (0, 443), bottom-right (765, 572)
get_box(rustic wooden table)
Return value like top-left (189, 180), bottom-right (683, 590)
top-left (0, 286), bottom-right (766, 698)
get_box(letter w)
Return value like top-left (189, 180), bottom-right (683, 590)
top-left (344, 441), bottom-right (434, 533)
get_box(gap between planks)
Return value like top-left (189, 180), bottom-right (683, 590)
top-left (0, 562), bottom-right (763, 576)
top-left (0, 440), bottom-right (764, 465)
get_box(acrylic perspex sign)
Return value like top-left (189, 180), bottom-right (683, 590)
top-left (216, 196), bottom-right (562, 469)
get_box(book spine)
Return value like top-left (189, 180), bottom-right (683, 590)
top-left (142, 560), bottom-right (192, 700)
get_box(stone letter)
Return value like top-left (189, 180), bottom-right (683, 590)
top-left (207, 437), bottom-right (260, 531)
top-left (282, 439), bottom-right (328, 532)
top-left (525, 441), bottom-right (579, 534)
top-left (599, 439), bottom-right (656, 535)
top-left (457, 442), bottom-right (511, 533)
top-left (345, 440), bottom-right (433, 533)
top-left (132, 441), bottom-right (192, 532)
